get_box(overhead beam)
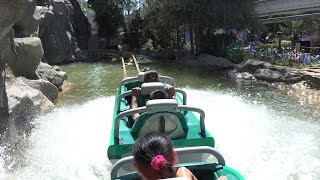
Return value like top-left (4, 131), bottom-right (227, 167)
top-left (256, 0), bottom-right (320, 17)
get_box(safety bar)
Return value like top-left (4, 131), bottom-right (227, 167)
top-left (116, 88), bottom-right (187, 113)
top-left (111, 146), bottom-right (226, 180)
top-left (114, 106), bottom-right (147, 144)
top-left (117, 75), bottom-right (177, 95)
top-left (117, 90), bottom-right (132, 112)
top-left (175, 89), bottom-right (187, 105)
top-left (114, 105), bottom-right (205, 144)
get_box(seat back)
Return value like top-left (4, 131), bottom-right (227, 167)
top-left (136, 82), bottom-right (167, 107)
top-left (130, 99), bottom-right (188, 140)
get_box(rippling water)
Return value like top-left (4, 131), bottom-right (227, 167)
top-left (1, 62), bottom-right (319, 179)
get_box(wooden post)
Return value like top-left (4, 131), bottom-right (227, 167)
top-left (121, 57), bottom-right (127, 78)
top-left (132, 55), bottom-right (140, 73)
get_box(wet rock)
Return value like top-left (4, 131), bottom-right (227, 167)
top-left (6, 76), bottom-right (54, 136)
top-left (237, 59), bottom-right (303, 83)
top-left (254, 68), bottom-right (282, 81)
top-left (237, 59), bottom-right (271, 74)
top-left (299, 65), bottom-right (320, 89)
top-left (18, 77), bottom-right (59, 103)
top-left (234, 72), bottom-right (256, 80)
top-left (36, 62), bottom-right (67, 90)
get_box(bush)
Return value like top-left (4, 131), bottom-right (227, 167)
top-left (227, 45), bottom-right (245, 63)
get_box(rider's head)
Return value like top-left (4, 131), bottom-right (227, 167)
top-left (133, 132), bottom-right (177, 180)
top-left (150, 90), bottom-right (169, 100)
top-left (144, 70), bottom-right (159, 83)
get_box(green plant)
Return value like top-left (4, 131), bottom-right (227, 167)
top-left (227, 45), bottom-right (245, 63)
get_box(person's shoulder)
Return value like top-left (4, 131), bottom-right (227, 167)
top-left (159, 177), bottom-right (189, 180)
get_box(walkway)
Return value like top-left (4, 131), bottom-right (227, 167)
top-left (255, 0), bottom-right (320, 24)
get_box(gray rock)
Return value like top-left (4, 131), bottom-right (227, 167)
top-left (6, 76), bottom-right (54, 136)
top-left (38, 0), bottom-right (86, 64)
top-left (36, 62), bottom-right (67, 90)
top-left (3, 37), bottom-right (43, 79)
top-left (234, 72), bottom-right (256, 80)
top-left (18, 77), bottom-right (59, 103)
top-left (197, 53), bottom-right (235, 70)
top-left (254, 68), bottom-right (282, 81)
top-left (237, 59), bottom-right (272, 74)
top-left (254, 68), bottom-right (303, 83)
top-left (14, 0), bottom-right (41, 37)
top-left (0, 0), bottom-right (28, 40)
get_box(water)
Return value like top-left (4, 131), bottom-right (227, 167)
top-left (1, 62), bottom-right (320, 179)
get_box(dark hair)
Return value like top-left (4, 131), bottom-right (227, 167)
top-left (133, 132), bottom-right (176, 179)
top-left (150, 90), bottom-right (169, 100)
top-left (144, 70), bottom-right (159, 82)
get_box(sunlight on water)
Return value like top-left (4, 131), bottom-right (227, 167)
top-left (1, 89), bottom-right (320, 180)
top-left (14, 97), bottom-right (115, 180)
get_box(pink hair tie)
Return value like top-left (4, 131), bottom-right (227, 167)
top-left (151, 155), bottom-right (167, 171)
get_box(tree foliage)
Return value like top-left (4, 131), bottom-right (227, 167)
top-left (142, 0), bottom-right (258, 53)
top-left (87, 0), bottom-right (124, 42)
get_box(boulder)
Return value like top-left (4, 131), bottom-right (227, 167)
top-left (13, 0), bottom-right (41, 37)
top-left (0, 0), bottom-right (28, 40)
top-left (254, 68), bottom-right (282, 81)
top-left (36, 62), bottom-right (67, 90)
top-left (254, 68), bottom-right (303, 83)
top-left (232, 72), bottom-right (256, 81)
top-left (197, 53), bottom-right (235, 70)
top-left (237, 59), bottom-right (272, 74)
top-left (3, 37), bottom-right (43, 79)
top-left (18, 77), bottom-right (59, 103)
top-left (6, 76), bottom-right (54, 136)
top-left (38, 0), bottom-right (86, 64)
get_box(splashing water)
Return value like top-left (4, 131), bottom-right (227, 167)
top-left (185, 89), bottom-right (320, 180)
top-left (1, 89), bottom-right (320, 180)
top-left (13, 97), bottom-right (114, 180)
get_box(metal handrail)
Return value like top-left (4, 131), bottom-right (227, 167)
top-left (175, 89), bottom-right (187, 105)
top-left (110, 146), bottom-right (226, 180)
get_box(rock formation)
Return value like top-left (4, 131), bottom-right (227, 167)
top-left (0, 0), bottom-right (88, 140)
top-left (3, 37), bottom-right (44, 79)
top-left (237, 59), bottom-right (303, 83)
top-left (38, 0), bottom-right (90, 64)
top-left (0, 0), bottom-right (29, 135)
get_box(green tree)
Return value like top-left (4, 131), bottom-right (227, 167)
top-left (142, 0), bottom-right (258, 54)
top-left (87, 0), bottom-right (124, 45)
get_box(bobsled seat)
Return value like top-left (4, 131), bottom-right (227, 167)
top-left (130, 99), bottom-right (188, 140)
top-left (136, 82), bottom-right (167, 107)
